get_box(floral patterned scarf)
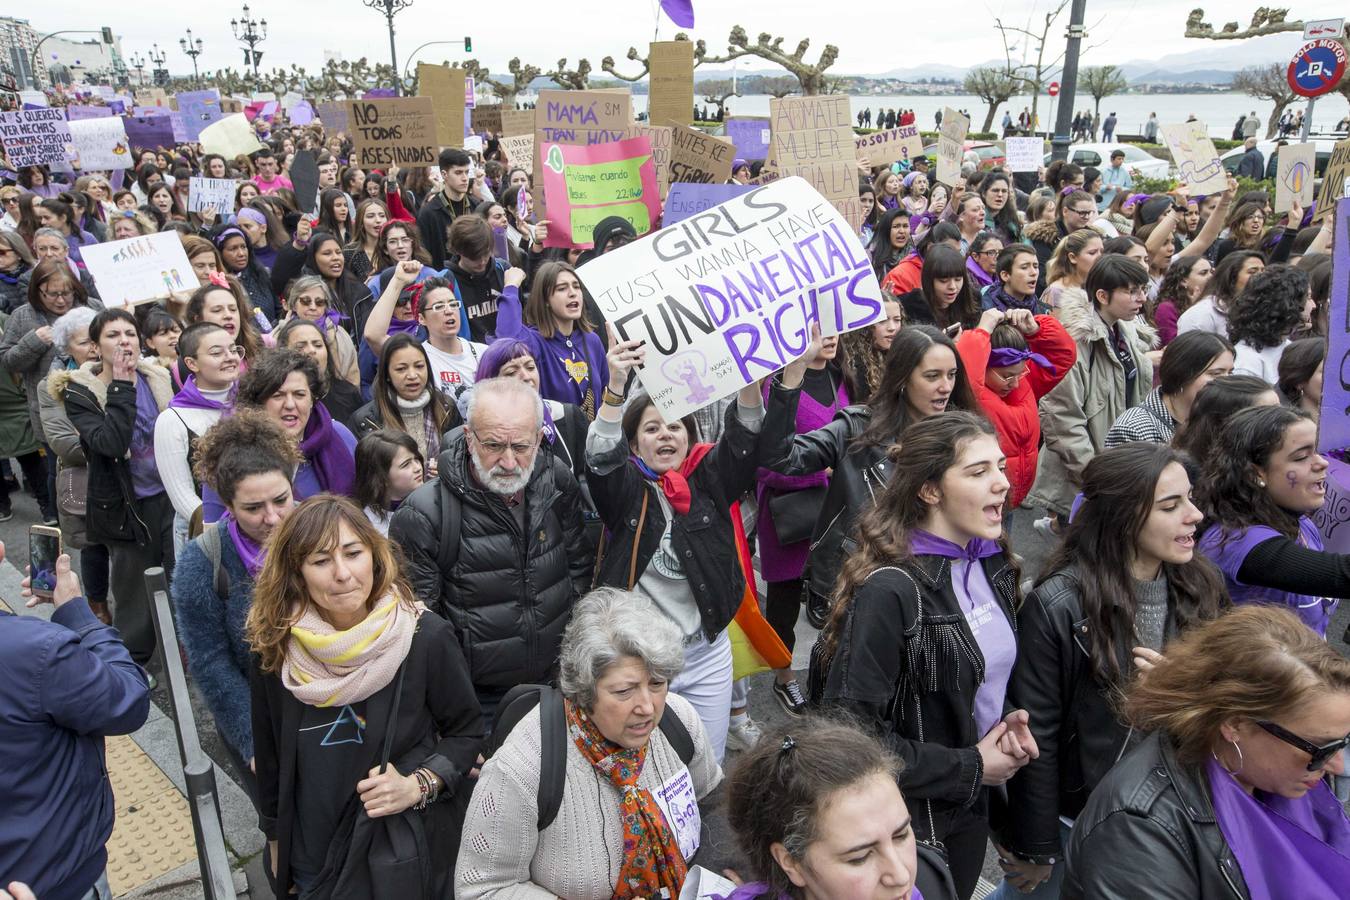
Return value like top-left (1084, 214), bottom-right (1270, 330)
top-left (565, 699), bottom-right (688, 899)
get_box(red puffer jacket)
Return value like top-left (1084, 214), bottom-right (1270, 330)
top-left (957, 316), bottom-right (1077, 508)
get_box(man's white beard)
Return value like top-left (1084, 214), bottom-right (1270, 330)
top-left (471, 450), bottom-right (534, 495)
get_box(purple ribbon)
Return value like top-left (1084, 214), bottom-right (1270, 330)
top-left (988, 346), bottom-right (1057, 375)
top-left (221, 512), bottom-right (265, 578)
top-left (910, 529), bottom-right (1002, 592)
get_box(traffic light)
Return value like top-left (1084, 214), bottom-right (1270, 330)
top-left (464, 35), bottom-right (473, 53)
top-left (101, 27), bottom-right (113, 43)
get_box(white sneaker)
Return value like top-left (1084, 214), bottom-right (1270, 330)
top-left (725, 716), bottom-right (763, 752)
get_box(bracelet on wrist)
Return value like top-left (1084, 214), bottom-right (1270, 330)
top-left (603, 387), bottom-right (627, 407)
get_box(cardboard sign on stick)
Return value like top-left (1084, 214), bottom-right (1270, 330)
top-left (855, 125), bottom-right (920, 167)
top-left (937, 107), bottom-right (970, 187)
top-left (1160, 121), bottom-right (1227, 194)
top-left (771, 95), bottom-right (862, 230)
top-left (576, 177), bottom-right (885, 422)
top-left (649, 40), bottom-right (695, 127)
top-left (540, 135), bottom-right (661, 249)
top-left (666, 121), bottom-right (733, 185)
top-left (348, 97), bottom-right (437, 168)
top-left (417, 63), bottom-right (466, 148)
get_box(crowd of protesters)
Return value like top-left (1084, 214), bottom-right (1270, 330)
top-left (0, 88), bottom-right (1347, 900)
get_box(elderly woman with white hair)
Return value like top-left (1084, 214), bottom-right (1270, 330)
top-left (456, 588), bottom-right (721, 900)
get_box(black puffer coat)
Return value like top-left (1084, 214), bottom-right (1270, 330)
top-left (765, 404), bottom-right (889, 602)
top-left (389, 430), bottom-right (591, 692)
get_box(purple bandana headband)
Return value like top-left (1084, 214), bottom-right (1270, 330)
top-left (989, 346), bottom-right (1057, 374)
top-left (235, 207), bottom-right (266, 226)
top-left (1122, 193), bottom-right (1150, 211)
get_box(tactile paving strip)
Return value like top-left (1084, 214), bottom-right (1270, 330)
top-left (104, 735), bottom-right (198, 896)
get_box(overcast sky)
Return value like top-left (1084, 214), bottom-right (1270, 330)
top-left (32, 0), bottom-right (1350, 79)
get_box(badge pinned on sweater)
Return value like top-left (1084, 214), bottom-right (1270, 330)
top-left (653, 768), bottom-right (701, 860)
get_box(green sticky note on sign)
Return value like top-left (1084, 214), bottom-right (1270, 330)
top-left (569, 201), bottom-right (652, 245)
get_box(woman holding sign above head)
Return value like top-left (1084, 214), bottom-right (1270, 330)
top-left (495, 261), bottom-right (608, 415)
top-left (584, 325), bottom-right (804, 761)
top-left (765, 324), bottom-right (979, 630)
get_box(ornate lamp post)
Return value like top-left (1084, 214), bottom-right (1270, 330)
top-left (364, 0), bottom-right (413, 96)
top-left (180, 29), bottom-right (205, 85)
top-left (231, 5), bottom-right (268, 77)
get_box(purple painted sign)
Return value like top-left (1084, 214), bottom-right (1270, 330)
top-left (176, 90), bottom-right (223, 141)
top-left (290, 101), bottom-right (314, 125)
top-left (662, 182), bottom-right (756, 224)
top-left (67, 105), bottom-right (112, 120)
top-left (1320, 197), bottom-right (1350, 452)
top-left (124, 115), bottom-right (176, 150)
top-left (363, 88), bottom-right (397, 99)
top-left (724, 118), bottom-right (770, 160)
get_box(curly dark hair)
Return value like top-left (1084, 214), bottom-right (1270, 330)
top-left (236, 348), bottom-right (323, 407)
top-left (1225, 264), bottom-right (1310, 351)
top-left (1152, 255), bottom-right (1210, 320)
top-left (193, 409), bottom-right (300, 505)
top-left (1196, 404), bottom-right (1311, 542)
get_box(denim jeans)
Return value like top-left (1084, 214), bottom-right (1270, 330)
top-left (81, 872), bottom-right (112, 900)
top-left (986, 821), bottom-right (1073, 900)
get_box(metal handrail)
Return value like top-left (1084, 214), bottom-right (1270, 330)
top-left (144, 567), bottom-right (237, 900)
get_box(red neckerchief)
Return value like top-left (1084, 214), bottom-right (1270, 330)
top-left (631, 443), bottom-right (714, 515)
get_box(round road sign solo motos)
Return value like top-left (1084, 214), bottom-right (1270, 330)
top-left (1288, 39), bottom-right (1348, 97)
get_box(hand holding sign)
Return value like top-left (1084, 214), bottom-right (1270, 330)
top-left (605, 324), bottom-right (648, 386)
top-left (779, 323), bottom-right (823, 389)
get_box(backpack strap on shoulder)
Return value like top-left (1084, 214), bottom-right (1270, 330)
top-left (198, 523), bottom-right (229, 601)
top-left (537, 686), bottom-right (568, 831)
top-left (657, 702), bottom-right (695, 766)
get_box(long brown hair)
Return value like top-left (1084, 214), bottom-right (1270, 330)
top-left (245, 494), bottom-right (414, 674)
top-left (853, 325), bottom-right (977, 451)
top-left (1124, 605), bottom-right (1350, 765)
top-left (526, 261), bottom-right (593, 338)
top-left (822, 411), bottom-right (1004, 659)
top-left (185, 275), bottom-right (264, 363)
top-left (372, 333), bottom-right (454, 435)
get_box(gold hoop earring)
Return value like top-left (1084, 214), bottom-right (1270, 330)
top-left (1213, 738), bottom-right (1244, 775)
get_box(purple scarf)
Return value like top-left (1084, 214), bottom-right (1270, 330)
top-left (989, 346), bottom-right (1057, 375)
top-left (169, 376), bottom-right (233, 411)
top-left (221, 514), bottom-right (265, 578)
top-left (966, 255), bottom-right (995, 289)
top-left (1207, 758), bottom-right (1350, 899)
top-left (386, 315), bottom-right (421, 336)
top-left (910, 530), bottom-right (1003, 592)
top-left (299, 402), bottom-right (355, 495)
top-left (722, 883), bottom-right (921, 900)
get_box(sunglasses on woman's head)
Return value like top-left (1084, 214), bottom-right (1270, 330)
top-left (1255, 720), bottom-right (1350, 771)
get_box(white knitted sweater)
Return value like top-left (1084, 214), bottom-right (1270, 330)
top-left (456, 692), bottom-right (723, 899)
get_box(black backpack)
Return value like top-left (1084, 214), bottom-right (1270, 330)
top-left (482, 684), bottom-right (695, 831)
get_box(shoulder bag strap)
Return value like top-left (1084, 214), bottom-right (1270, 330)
top-left (378, 664), bottom-right (408, 773)
top-left (627, 489), bottom-right (649, 590)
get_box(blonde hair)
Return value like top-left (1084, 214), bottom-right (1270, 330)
top-left (244, 494), bottom-right (414, 674)
top-left (1125, 606), bottom-right (1350, 765)
top-left (1047, 228), bottom-right (1102, 284)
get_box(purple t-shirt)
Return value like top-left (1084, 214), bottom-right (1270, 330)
top-left (952, 557), bottom-right (1017, 737)
top-left (128, 379), bottom-right (163, 498)
top-left (1198, 517), bottom-right (1337, 636)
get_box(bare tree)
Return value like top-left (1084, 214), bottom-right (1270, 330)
top-left (700, 26), bottom-right (839, 95)
top-left (546, 58), bottom-right (592, 91)
top-left (473, 58), bottom-right (541, 107)
top-left (994, 0), bottom-right (1073, 133)
top-left (1232, 63), bottom-right (1299, 137)
top-left (601, 34), bottom-right (695, 82)
top-left (1081, 65), bottom-right (1128, 117)
top-left (963, 66), bottom-right (1018, 132)
top-left (760, 75), bottom-right (799, 99)
top-left (1184, 8), bottom-right (1350, 104)
top-left (699, 78), bottom-right (740, 119)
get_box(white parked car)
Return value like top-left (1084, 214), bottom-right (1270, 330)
top-left (1043, 143), bottom-right (1171, 180)
top-left (1220, 139), bottom-right (1340, 180)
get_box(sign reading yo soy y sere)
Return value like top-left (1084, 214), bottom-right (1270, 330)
top-left (347, 97), bottom-right (437, 168)
top-left (577, 177), bottom-right (885, 421)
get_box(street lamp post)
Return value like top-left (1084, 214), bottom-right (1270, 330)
top-left (231, 4), bottom-right (268, 77)
top-left (180, 29), bottom-right (204, 85)
top-left (148, 42), bottom-right (167, 87)
top-left (130, 51), bottom-right (146, 86)
top-left (364, 0), bottom-right (413, 97)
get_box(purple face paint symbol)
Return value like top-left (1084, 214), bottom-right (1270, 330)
top-left (1288, 471), bottom-right (1299, 490)
top-left (661, 350), bottom-right (715, 406)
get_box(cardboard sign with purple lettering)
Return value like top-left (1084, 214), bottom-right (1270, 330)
top-left (1318, 197), bottom-right (1350, 453)
top-left (663, 183), bottom-right (755, 225)
top-left (540, 135), bottom-right (660, 250)
top-left (0, 108), bottom-right (73, 167)
top-left (576, 177), bottom-right (885, 421)
top-left (1312, 457), bottom-right (1350, 553)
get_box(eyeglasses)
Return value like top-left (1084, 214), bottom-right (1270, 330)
top-left (423, 302), bottom-right (457, 315)
top-left (469, 430), bottom-right (537, 458)
top-left (1255, 720), bottom-right (1350, 771)
top-left (386, 236), bottom-right (412, 246)
top-left (1, 196), bottom-right (17, 206)
top-left (1068, 207), bottom-right (1096, 217)
top-left (41, 289), bottom-right (74, 301)
top-left (975, 248), bottom-right (1002, 257)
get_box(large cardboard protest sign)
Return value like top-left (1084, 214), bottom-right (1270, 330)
top-left (0, 108), bottom-right (73, 167)
top-left (1160, 121), bottom-right (1226, 194)
top-left (1314, 139), bottom-right (1350, 224)
top-left (1319, 197), bottom-right (1350, 452)
top-left (771, 95), bottom-right (861, 230)
top-left (348, 97), bottom-right (437, 168)
top-left (1274, 143), bottom-right (1316, 213)
top-left (81, 232), bottom-right (196, 307)
top-left (937, 107), bottom-right (970, 187)
top-left (1004, 136), bottom-right (1044, 173)
top-left (471, 104), bottom-right (504, 135)
top-left (68, 116), bottom-right (131, 170)
top-left (854, 125), bottom-right (920, 166)
top-left (316, 101), bottom-right (350, 133)
top-left (663, 182), bottom-right (755, 224)
top-left (417, 63), bottom-right (465, 148)
top-left (725, 118), bottom-right (770, 160)
top-left (649, 40), bottom-right (695, 127)
top-left (1312, 458), bottom-right (1350, 554)
top-left (123, 114), bottom-right (175, 151)
top-left (668, 122), bottom-right (733, 185)
top-left (499, 134), bottom-right (534, 175)
top-left (198, 113), bottom-right (264, 159)
top-left (187, 177), bottom-right (238, 215)
top-left (540, 135), bottom-right (660, 250)
top-left (500, 109), bottom-right (534, 137)
top-left (534, 89), bottom-right (633, 218)
top-left (176, 89), bottom-right (224, 142)
top-left (66, 106), bottom-right (111, 121)
top-left (577, 177), bottom-right (885, 421)
top-left (630, 125), bottom-right (672, 199)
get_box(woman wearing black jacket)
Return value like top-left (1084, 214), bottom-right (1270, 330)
top-left (247, 496), bottom-right (482, 898)
top-left (993, 443), bottom-right (1227, 898)
top-left (270, 224), bottom-right (372, 336)
top-left (585, 328), bottom-right (805, 762)
top-left (895, 244), bottom-right (983, 333)
top-left (765, 325), bottom-right (979, 627)
top-left (812, 411), bottom-right (1035, 899)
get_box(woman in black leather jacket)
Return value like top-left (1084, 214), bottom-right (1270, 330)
top-left (992, 443), bottom-right (1227, 898)
top-left (764, 325), bottom-right (978, 627)
top-left (812, 411), bottom-right (1036, 899)
top-left (1064, 606), bottom-right (1350, 900)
